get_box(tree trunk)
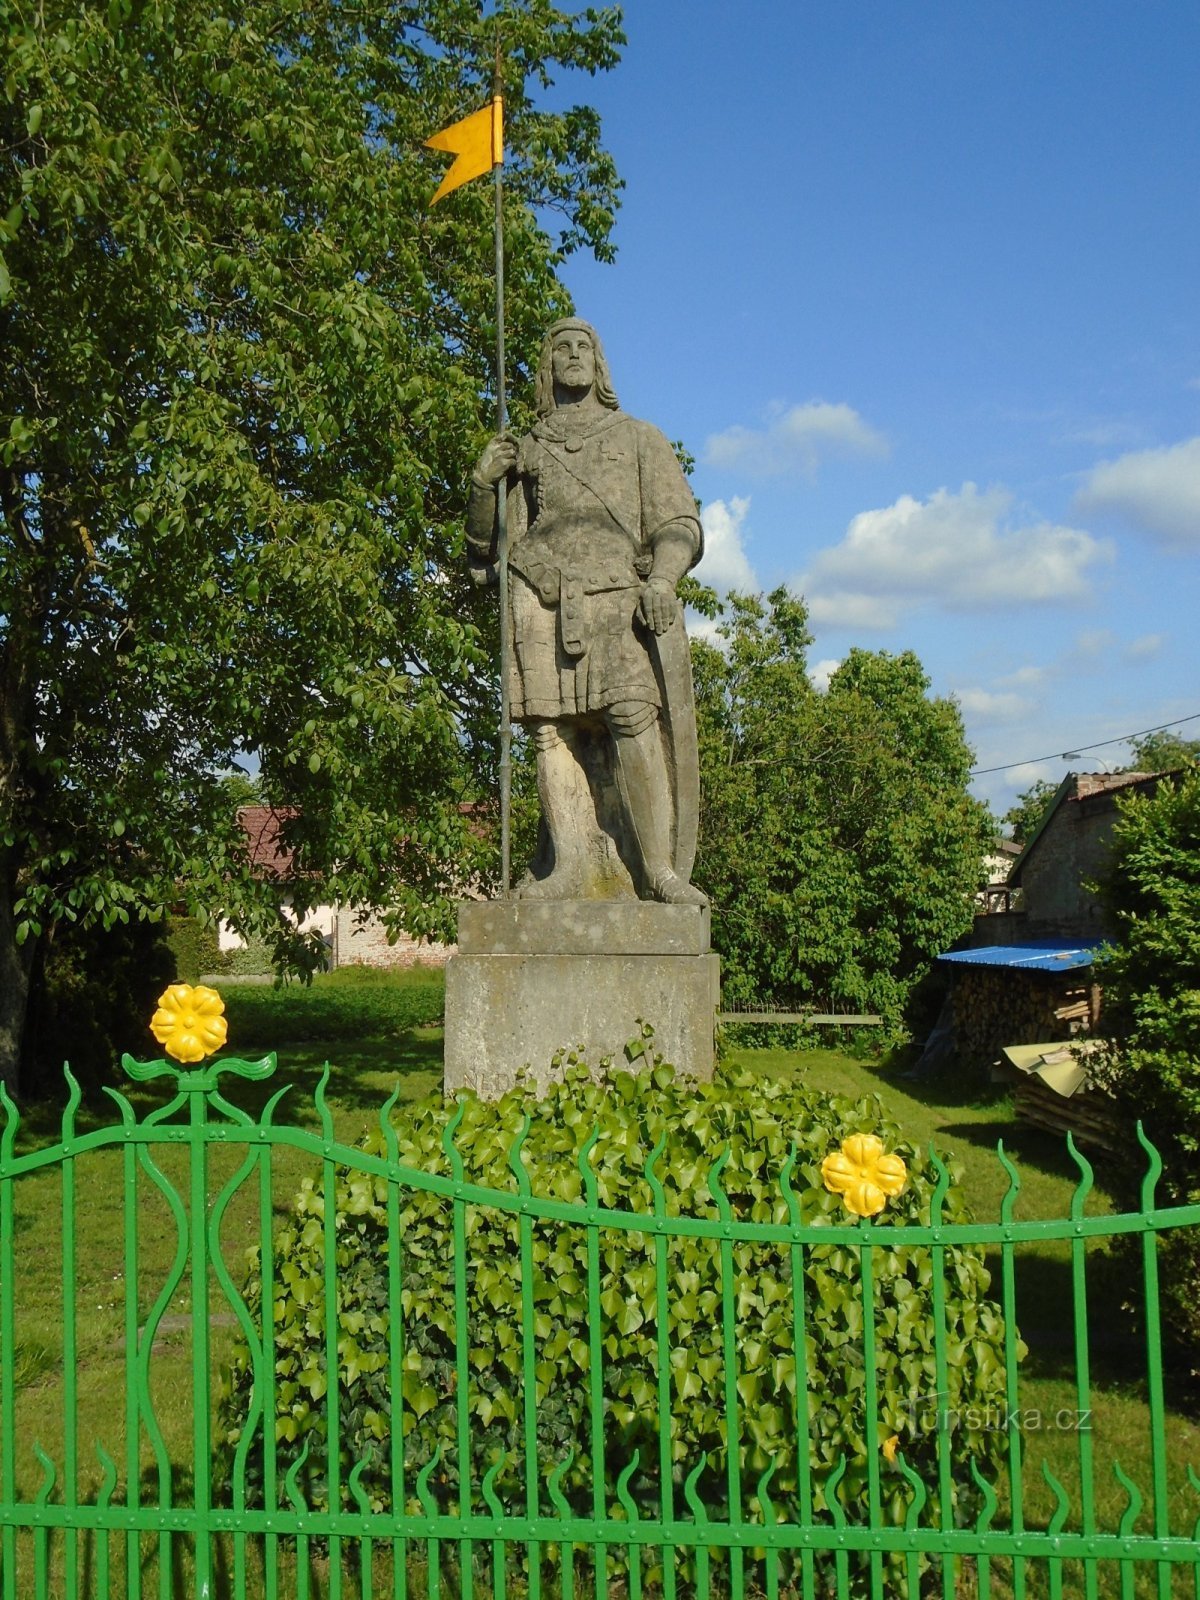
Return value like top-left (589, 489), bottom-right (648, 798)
top-left (0, 860), bottom-right (34, 1096)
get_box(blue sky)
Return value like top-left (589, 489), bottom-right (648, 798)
top-left (541, 2), bottom-right (1199, 817)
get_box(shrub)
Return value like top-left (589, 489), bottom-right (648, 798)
top-left (164, 915), bottom-right (222, 981)
top-left (1092, 769), bottom-right (1200, 1375)
top-left (218, 1052), bottom-right (1013, 1590)
top-left (20, 915), bottom-right (176, 1095)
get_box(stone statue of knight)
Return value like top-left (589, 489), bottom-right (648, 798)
top-left (467, 318), bottom-right (707, 906)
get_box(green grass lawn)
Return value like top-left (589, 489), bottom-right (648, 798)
top-left (3, 970), bottom-right (1197, 1597)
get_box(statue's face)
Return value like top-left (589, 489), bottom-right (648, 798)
top-left (550, 328), bottom-right (596, 396)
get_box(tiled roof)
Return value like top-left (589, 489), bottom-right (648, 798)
top-left (236, 806), bottom-right (300, 880)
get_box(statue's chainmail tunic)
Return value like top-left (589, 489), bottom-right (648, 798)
top-left (468, 406), bottom-right (702, 722)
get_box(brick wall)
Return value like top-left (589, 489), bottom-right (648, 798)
top-left (985, 773), bottom-right (1165, 943)
top-left (331, 906), bottom-right (453, 970)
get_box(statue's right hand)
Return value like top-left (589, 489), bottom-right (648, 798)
top-left (471, 433), bottom-right (519, 489)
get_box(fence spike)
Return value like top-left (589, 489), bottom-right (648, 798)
top-left (779, 1141), bottom-right (801, 1227)
top-left (547, 1449), bottom-right (575, 1518)
top-left (996, 1140), bottom-right (1020, 1225)
top-left (643, 1130), bottom-right (667, 1213)
top-left (707, 1145), bottom-right (732, 1223)
top-left (415, 1444), bottom-right (443, 1516)
top-left (1135, 1122), bottom-right (1163, 1212)
top-left (1112, 1460), bottom-right (1144, 1535)
top-left (284, 1437), bottom-right (312, 1512)
top-left (481, 1452), bottom-right (509, 1517)
top-left (32, 1442), bottom-right (56, 1505)
top-left (61, 1063), bottom-right (81, 1142)
top-left (970, 1456), bottom-right (998, 1531)
top-left (683, 1455), bottom-right (710, 1524)
top-left (823, 1454), bottom-right (848, 1527)
top-left (94, 1441), bottom-right (117, 1508)
top-left (616, 1450), bottom-right (641, 1522)
top-left (1065, 1133), bottom-right (1095, 1221)
top-left (1041, 1459), bottom-right (1071, 1534)
top-left (100, 1081), bottom-right (135, 1132)
top-left (577, 1124), bottom-right (600, 1206)
top-left (506, 1114), bottom-right (532, 1198)
top-left (0, 1075), bottom-right (21, 1163)
top-left (895, 1453), bottom-right (928, 1530)
top-left (348, 1455), bottom-right (373, 1517)
top-left (441, 1097), bottom-right (466, 1183)
top-left (314, 1062), bottom-right (334, 1143)
top-left (756, 1457), bottom-right (778, 1526)
top-left (380, 1083), bottom-right (401, 1163)
top-left (927, 1143), bottom-right (950, 1227)
top-left (262, 1083), bottom-right (291, 1128)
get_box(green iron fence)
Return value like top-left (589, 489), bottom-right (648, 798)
top-left (1, 1048), bottom-right (1199, 1598)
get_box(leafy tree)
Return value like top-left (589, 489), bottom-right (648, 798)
top-left (1125, 730), bottom-right (1200, 774)
top-left (692, 589), bottom-right (992, 1031)
top-left (0, 1), bottom-right (624, 1091)
top-left (1092, 771), bottom-right (1200, 1369)
top-left (1002, 777), bottom-right (1059, 846)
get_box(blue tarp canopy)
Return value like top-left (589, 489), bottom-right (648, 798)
top-left (938, 941), bottom-right (1105, 972)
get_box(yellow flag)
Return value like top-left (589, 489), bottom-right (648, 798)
top-left (425, 97), bottom-right (504, 204)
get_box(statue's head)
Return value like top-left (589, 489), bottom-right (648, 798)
top-left (534, 318), bottom-right (619, 416)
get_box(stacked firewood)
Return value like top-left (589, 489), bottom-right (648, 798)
top-left (950, 967), bottom-right (1099, 1072)
top-left (1014, 1070), bottom-right (1118, 1150)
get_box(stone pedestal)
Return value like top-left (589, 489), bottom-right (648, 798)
top-left (444, 901), bottom-right (719, 1098)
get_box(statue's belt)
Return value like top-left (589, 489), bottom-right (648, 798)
top-left (509, 551), bottom-right (654, 660)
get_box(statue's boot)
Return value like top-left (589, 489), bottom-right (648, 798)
top-left (611, 721), bottom-right (708, 906)
top-left (518, 723), bottom-right (590, 900)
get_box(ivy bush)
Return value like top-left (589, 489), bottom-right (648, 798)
top-left (218, 1051), bottom-right (1014, 1590)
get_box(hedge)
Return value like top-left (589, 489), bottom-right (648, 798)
top-left (218, 1050), bottom-right (1014, 1591)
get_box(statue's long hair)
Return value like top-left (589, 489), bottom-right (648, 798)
top-left (534, 318), bottom-right (619, 417)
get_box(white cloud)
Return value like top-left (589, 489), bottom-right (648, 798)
top-left (696, 496), bottom-right (757, 593)
top-left (1074, 436), bottom-right (1200, 548)
top-left (1064, 420), bottom-right (1147, 450)
top-left (996, 664), bottom-right (1046, 690)
top-left (806, 590), bottom-right (899, 629)
top-left (809, 658), bottom-right (841, 692)
top-left (685, 613), bottom-right (725, 648)
top-left (1007, 761), bottom-right (1062, 788)
top-left (1073, 629), bottom-right (1116, 657)
top-left (955, 688), bottom-right (1035, 724)
top-left (797, 483), bottom-right (1111, 629)
top-left (1125, 632), bottom-right (1165, 661)
top-left (704, 401), bottom-right (887, 479)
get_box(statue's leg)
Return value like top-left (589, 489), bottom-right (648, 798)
top-left (518, 719), bottom-right (590, 900)
top-left (606, 701), bottom-right (708, 907)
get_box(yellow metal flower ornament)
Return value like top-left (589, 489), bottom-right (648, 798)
top-left (150, 983), bottom-right (228, 1064)
top-left (821, 1133), bottom-right (907, 1217)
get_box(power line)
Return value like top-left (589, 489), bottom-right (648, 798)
top-left (971, 711), bottom-right (1200, 777)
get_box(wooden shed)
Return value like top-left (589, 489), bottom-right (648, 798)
top-left (937, 941), bottom-right (1104, 1074)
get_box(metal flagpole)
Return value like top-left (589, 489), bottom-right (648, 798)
top-left (492, 47), bottom-right (512, 898)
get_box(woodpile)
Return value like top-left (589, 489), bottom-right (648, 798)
top-left (1013, 1071), bottom-right (1119, 1151)
top-left (950, 966), bottom-right (1100, 1073)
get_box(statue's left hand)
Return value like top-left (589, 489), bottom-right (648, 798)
top-left (638, 577), bottom-right (680, 634)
